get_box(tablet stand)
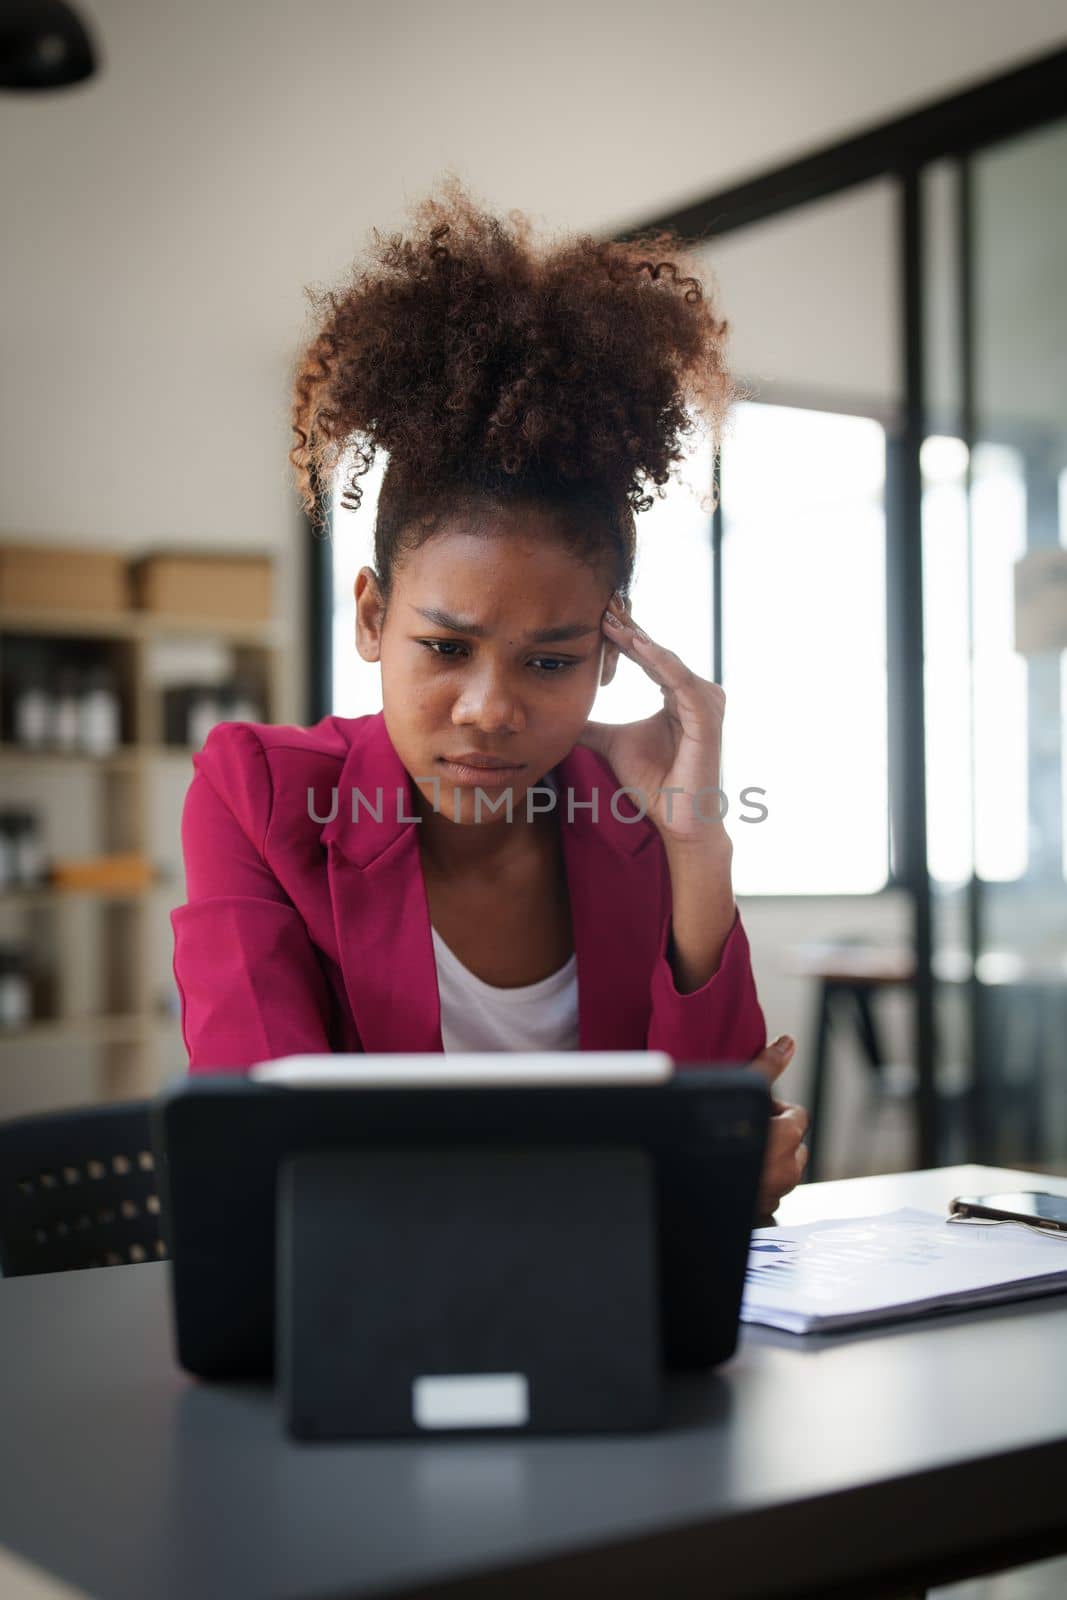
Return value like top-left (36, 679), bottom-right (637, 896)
top-left (276, 1143), bottom-right (663, 1439)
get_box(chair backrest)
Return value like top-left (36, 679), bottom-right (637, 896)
top-left (0, 1100), bottom-right (168, 1276)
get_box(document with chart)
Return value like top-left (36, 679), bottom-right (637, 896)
top-left (740, 1207), bottom-right (1067, 1333)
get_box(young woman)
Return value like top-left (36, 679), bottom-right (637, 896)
top-left (171, 175), bottom-right (809, 1214)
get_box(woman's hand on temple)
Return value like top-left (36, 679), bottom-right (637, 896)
top-left (576, 594), bottom-right (729, 849)
top-left (748, 1036), bottom-right (810, 1218)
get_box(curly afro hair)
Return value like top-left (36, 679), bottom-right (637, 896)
top-left (289, 171), bottom-right (744, 607)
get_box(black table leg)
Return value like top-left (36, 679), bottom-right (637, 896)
top-left (804, 981), bottom-right (835, 1183)
top-left (853, 983), bottom-right (888, 1077)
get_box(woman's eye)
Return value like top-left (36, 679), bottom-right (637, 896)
top-left (418, 641), bottom-right (578, 674)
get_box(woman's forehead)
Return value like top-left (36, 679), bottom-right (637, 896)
top-left (398, 520), bottom-right (610, 589)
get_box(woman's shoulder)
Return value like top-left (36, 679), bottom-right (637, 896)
top-left (190, 714), bottom-right (375, 834)
top-left (196, 713), bottom-right (372, 772)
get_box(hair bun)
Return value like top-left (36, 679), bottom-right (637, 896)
top-left (289, 170), bottom-right (741, 533)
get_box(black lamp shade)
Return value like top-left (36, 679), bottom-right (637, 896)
top-left (0, 0), bottom-right (97, 90)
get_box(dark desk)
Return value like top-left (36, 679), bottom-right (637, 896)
top-left (2, 1165), bottom-right (1067, 1600)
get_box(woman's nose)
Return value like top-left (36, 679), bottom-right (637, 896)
top-left (453, 669), bottom-right (526, 732)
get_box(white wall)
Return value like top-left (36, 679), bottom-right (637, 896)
top-left (2, 0), bottom-right (1064, 613)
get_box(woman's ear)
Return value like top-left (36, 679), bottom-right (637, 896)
top-left (354, 567), bottom-right (385, 663)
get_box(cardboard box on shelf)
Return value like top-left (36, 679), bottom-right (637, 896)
top-left (0, 542), bottom-right (129, 614)
top-left (130, 550), bottom-right (274, 621)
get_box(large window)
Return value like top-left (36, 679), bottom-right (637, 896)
top-left (720, 401), bottom-right (890, 896)
top-left (921, 438), bottom-right (1029, 887)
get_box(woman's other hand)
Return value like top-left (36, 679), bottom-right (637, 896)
top-left (748, 1036), bottom-right (810, 1218)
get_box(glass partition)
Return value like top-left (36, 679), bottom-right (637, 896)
top-left (923, 121), bottom-right (1067, 1170)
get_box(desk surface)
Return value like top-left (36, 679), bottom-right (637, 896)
top-left (3, 1164), bottom-right (1067, 1600)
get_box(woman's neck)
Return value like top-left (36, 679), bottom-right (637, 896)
top-left (414, 781), bottom-right (558, 880)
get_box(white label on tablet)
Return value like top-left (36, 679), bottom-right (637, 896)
top-left (412, 1373), bottom-right (529, 1429)
top-left (249, 1051), bottom-right (674, 1088)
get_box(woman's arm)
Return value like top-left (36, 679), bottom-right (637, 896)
top-left (171, 724), bottom-right (334, 1073)
top-left (660, 833), bottom-right (738, 994)
top-left (649, 829), bottom-right (766, 1061)
top-left (646, 887), bottom-right (768, 1065)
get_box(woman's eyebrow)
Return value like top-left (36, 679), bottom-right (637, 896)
top-left (411, 605), bottom-right (598, 643)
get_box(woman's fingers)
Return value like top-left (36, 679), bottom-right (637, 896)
top-left (749, 1036), bottom-right (795, 1087)
top-left (774, 1102), bottom-right (811, 1142)
top-left (602, 594), bottom-right (723, 719)
top-left (601, 595), bottom-right (726, 732)
top-left (758, 1098), bottom-right (812, 1215)
top-left (765, 1106), bottom-right (806, 1161)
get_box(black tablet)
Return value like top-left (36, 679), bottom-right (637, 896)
top-left (152, 1061), bottom-right (769, 1382)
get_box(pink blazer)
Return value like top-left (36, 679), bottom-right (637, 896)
top-left (170, 710), bottom-right (767, 1073)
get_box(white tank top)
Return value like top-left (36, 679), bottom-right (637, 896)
top-left (430, 770), bottom-right (579, 1053)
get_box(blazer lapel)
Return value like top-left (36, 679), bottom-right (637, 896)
top-left (318, 714), bottom-right (443, 1054)
top-left (554, 743), bottom-right (662, 1051)
top-left (318, 713), bottom-right (662, 1055)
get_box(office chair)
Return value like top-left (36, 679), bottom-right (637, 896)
top-left (0, 1099), bottom-right (168, 1276)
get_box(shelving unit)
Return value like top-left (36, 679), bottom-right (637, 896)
top-left (0, 591), bottom-right (289, 1108)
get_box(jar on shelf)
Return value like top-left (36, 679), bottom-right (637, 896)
top-left (188, 690), bottom-right (222, 752)
top-left (52, 667), bottom-right (82, 751)
top-left (78, 664), bottom-right (121, 755)
top-left (12, 651), bottom-right (54, 749)
top-left (0, 809), bottom-right (47, 888)
top-left (0, 944), bottom-right (33, 1030)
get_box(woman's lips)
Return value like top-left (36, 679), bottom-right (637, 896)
top-left (436, 757), bottom-right (527, 787)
